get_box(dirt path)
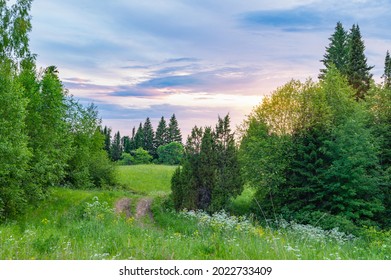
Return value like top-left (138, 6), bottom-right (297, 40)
top-left (135, 198), bottom-right (153, 220)
top-left (115, 197), bottom-right (153, 221)
top-left (115, 198), bottom-right (132, 218)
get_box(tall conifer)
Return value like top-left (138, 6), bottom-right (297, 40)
top-left (168, 114), bottom-right (182, 143)
top-left (382, 50), bottom-right (391, 88)
top-left (319, 22), bottom-right (349, 79)
top-left (346, 24), bottom-right (373, 100)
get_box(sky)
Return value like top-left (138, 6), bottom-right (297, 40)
top-left (25, 0), bottom-right (391, 138)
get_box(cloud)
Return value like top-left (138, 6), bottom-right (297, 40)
top-left (241, 7), bottom-right (323, 31)
top-left (164, 57), bottom-right (200, 63)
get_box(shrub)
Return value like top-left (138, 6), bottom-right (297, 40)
top-left (131, 148), bottom-right (152, 164)
top-left (157, 142), bottom-right (183, 165)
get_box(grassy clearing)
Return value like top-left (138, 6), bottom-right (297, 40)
top-left (116, 165), bottom-right (176, 196)
top-left (0, 165), bottom-right (390, 260)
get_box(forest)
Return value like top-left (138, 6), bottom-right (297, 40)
top-left (0, 0), bottom-right (390, 259)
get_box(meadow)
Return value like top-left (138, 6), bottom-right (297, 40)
top-left (0, 165), bottom-right (390, 260)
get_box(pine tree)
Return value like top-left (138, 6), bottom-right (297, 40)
top-left (168, 114), bottom-right (182, 143)
top-left (319, 22), bottom-right (349, 79)
top-left (143, 117), bottom-right (155, 157)
top-left (211, 115), bottom-right (243, 211)
top-left (382, 50), bottom-right (391, 88)
top-left (346, 24), bottom-right (374, 100)
top-left (134, 123), bottom-right (144, 149)
top-left (155, 116), bottom-right (169, 148)
top-left (171, 116), bottom-right (243, 212)
top-left (110, 131), bottom-right (122, 161)
top-left (122, 136), bottom-right (131, 153)
top-left (197, 127), bottom-right (216, 210)
top-left (102, 126), bottom-right (111, 156)
top-left (129, 126), bottom-right (136, 150)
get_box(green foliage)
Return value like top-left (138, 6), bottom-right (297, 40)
top-left (157, 142), bottom-right (184, 165)
top-left (143, 117), bottom-right (155, 157)
top-left (155, 116), bottom-right (169, 148)
top-left (119, 152), bottom-right (134, 165)
top-left (320, 22), bottom-right (374, 100)
top-left (101, 126), bottom-right (111, 156)
top-left (240, 69), bottom-right (384, 231)
top-left (65, 103), bottom-right (115, 189)
top-left (0, 0), bottom-right (33, 61)
top-left (382, 50), bottom-right (391, 89)
top-left (131, 147), bottom-right (152, 165)
top-left (172, 115), bottom-right (243, 212)
top-left (23, 65), bottom-right (72, 193)
top-left (0, 173), bottom-right (390, 260)
top-left (346, 24), bottom-right (374, 100)
top-left (168, 114), bottom-right (182, 143)
top-left (110, 131), bottom-right (122, 161)
top-left (320, 22), bottom-right (349, 79)
top-left (0, 58), bottom-right (30, 220)
top-left (134, 122), bottom-right (144, 150)
top-left (367, 85), bottom-right (391, 227)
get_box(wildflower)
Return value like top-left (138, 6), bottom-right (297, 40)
top-left (41, 218), bottom-right (49, 225)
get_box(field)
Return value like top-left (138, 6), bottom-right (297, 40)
top-left (0, 165), bottom-right (390, 260)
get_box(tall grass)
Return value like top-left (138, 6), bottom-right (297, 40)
top-left (1, 165), bottom-right (390, 260)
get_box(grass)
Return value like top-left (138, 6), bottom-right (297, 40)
top-left (0, 164), bottom-right (390, 260)
top-left (116, 164), bottom-right (177, 196)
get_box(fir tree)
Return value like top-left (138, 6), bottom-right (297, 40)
top-left (134, 123), bottom-right (144, 149)
top-left (110, 131), bottom-right (122, 161)
top-left (155, 116), bottom-right (169, 148)
top-left (102, 126), bottom-right (112, 156)
top-left (211, 115), bottom-right (243, 211)
top-left (197, 127), bottom-right (216, 210)
top-left (168, 114), bottom-right (182, 143)
top-left (143, 117), bottom-right (155, 157)
top-left (129, 126), bottom-right (136, 151)
top-left (122, 136), bottom-right (131, 153)
top-left (346, 24), bottom-right (374, 100)
top-left (319, 22), bottom-right (349, 79)
top-left (382, 50), bottom-right (391, 88)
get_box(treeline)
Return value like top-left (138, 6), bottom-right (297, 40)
top-left (170, 22), bottom-right (390, 232)
top-left (171, 115), bottom-right (243, 212)
top-left (239, 22), bottom-right (391, 232)
top-left (0, 0), bottom-right (114, 221)
top-left (102, 114), bottom-right (183, 165)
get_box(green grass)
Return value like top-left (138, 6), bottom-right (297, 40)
top-left (116, 164), bottom-right (177, 196)
top-left (0, 164), bottom-right (390, 260)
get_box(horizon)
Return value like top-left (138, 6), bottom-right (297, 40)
top-left (27, 0), bottom-right (391, 138)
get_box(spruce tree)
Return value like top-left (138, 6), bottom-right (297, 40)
top-left (143, 117), bottom-right (155, 157)
top-left (110, 131), bottom-right (122, 161)
top-left (197, 127), bottom-right (216, 210)
top-left (211, 115), bottom-right (243, 211)
top-left (102, 126), bottom-right (111, 156)
top-left (346, 24), bottom-right (374, 100)
top-left (319, 22), bottom-right (349, 79)
top-left (171, 116), bottom-right (243, 212)
top-left (134, 123), bottom-right (144, 149)
top-left (155, 116), bottom-right (169, 148)
top-left (382, 50), bottom-right (391, 88)
top-left (122, 136), bottom-right (131, 153)
top-left (168, 114), bottom-right (182, 143)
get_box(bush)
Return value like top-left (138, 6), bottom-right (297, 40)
top-left (157, 142), bottom-right (183, 165)
top-left (119, 153), bottom-right (134, 165)
top-left (131, 148), bottom-right (152, 164)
